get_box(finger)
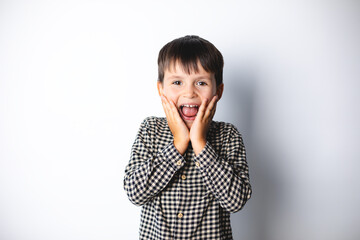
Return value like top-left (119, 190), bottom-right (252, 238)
top-left (204, 95), bottom-right (218, 119)
top-left (162, 95), bottom-right (182, 123)
top-left (161, 95), bottom-right (174, 121)
top-left (168, 99), bottom-right (179, 115)
top-left (165, 97), bottom-right (180, 120)
top-left (161, 95), bottom-right (170, 113)
top-left (196, 98), bottom-right (208, 120)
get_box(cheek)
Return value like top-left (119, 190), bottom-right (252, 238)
top-left (199, 89), bottom-right (216, 101)
top-left (163, 89), bottom-right (179, 103)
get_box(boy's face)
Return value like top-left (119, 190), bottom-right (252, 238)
top-left (157, 61), bottom-right (224, 129)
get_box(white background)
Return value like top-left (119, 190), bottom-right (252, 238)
top-left (1, 1), bottom-right (359, 239)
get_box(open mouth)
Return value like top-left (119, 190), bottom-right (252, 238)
top-left (180, 104), bottom-right (199, 120)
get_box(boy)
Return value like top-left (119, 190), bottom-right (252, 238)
top-left (124, 35), bottom-right (252, 240)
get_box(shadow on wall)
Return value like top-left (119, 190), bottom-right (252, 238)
top-left (221, 65), bottom-right (287, 240)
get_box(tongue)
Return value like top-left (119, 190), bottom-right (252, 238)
top-left (182, 107), bottom-right (198, 117)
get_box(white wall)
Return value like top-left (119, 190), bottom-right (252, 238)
top-left (1, 1), bottom-right (359, 239)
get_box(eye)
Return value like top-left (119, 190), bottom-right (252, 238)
top-left (197, 81), bottom-right (208, 86)
top-left (172, 80), bottom-right (182, 85)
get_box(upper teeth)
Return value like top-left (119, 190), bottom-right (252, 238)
top-left (182, 105), bottom-right (198, 108)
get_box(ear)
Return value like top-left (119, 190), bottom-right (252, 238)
top-left (157, 81), bottom-right (164, 97)
top-left (216, 83), bottom-right (224, 100)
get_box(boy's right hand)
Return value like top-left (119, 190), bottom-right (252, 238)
top-left (161, 95), bottom-right (189, 155)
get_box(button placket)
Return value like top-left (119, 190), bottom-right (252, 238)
top-left (176, 156), bottom-right (189, 226)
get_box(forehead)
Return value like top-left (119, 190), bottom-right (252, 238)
top-left (165, 60), bottom-right (214, 79)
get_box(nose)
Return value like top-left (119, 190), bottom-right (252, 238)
top-left (183, 84), bottom-right (197, 98)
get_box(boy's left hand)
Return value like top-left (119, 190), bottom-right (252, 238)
top-left (190, 95), bottom-right (218, 156)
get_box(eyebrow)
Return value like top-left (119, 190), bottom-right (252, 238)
top-left (166, 75), bottom-right (183, 79)
top-left (166, 74), bottom-right (212, 80)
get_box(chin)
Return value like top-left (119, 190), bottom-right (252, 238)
top-left (185, 122), bottom-right (193, 129)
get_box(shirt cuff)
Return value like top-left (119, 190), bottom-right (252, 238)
top-left (160, 142), bottom-right (186, 170)
top-left (193, 141), bottom-right (217, 170)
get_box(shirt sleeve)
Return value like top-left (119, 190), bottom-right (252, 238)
top-left (193, 126), bottom-right (252, 213)
top-left (123, 118), bottom-right (185, 206)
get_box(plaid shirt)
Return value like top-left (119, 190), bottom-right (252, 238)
top-left (124, 117), bottom-right (252, 240)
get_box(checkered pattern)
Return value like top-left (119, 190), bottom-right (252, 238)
top-left (124, 117), bottom-right (252, 240)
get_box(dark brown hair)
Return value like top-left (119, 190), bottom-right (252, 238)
top-left (157, 35), bottom-right (224, 86)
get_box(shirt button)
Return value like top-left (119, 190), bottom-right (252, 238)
top-left (176, 160), bottom-right (182, 166)
top-left (178, 213), bottom-right (183, 218)
top-left (195, 161), bottom-right (200, 167)
top-left (181, 175), bottom-right (186, 180)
